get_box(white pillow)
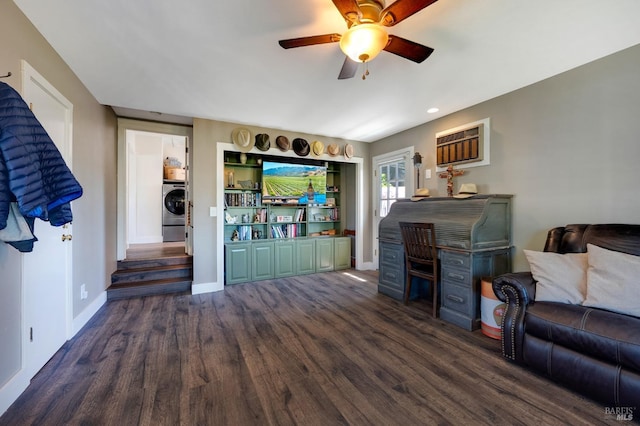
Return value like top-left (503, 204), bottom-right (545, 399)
top-left (583, 244), bottom-right (640, 317)
top-left (524, 250), bottom-right (588, 304)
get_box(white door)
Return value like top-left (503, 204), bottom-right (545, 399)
top-left (372, 149), bottom-right (413, 268)
top-left (21, 61), bottom-right (73, 378)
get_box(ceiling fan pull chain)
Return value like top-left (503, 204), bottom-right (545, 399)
top-left (362, 61), bottom-right (370, 80)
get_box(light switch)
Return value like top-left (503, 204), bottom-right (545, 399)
top-left (210, 207), bottom-right (217, 217)
top-left (424, 169), bottom-right (432, 179)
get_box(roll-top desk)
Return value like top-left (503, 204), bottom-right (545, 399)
top-left (378, 195), bottom-right (512, 330)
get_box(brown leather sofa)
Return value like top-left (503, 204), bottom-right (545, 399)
top-left (493, 224), bottom-right (640, 407)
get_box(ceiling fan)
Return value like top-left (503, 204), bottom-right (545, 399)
top-left (279, 0), bottom-right (438, 79)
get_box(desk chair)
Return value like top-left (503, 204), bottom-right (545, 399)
top-left (399, 222), bottom-right (439, 318)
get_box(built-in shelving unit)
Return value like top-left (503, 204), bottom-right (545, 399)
top-left (223, 151), bottom-right (350, 284)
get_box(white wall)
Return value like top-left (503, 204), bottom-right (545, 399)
top-left (163, 136), bottom-right (186, 169)
top-left (126, 130), bottom-right (164, 244)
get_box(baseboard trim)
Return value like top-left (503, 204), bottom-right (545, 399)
top-left (360, 261), bottom-right (376, 271)
top-left (71, 291), bottom-right (107, 338)
top-left (191, 281), bottom-right (223, 295)
top-left (0, 368), bottom-right (29, 417)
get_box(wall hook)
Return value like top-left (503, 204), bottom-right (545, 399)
top-left (0, 71), bottom-right (12, 79)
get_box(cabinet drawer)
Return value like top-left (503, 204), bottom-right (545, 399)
top-left (442, 282), bottom-right (474, 316)
top-left (379, 265), bottom-right (404, 290)
top-left (380, 244), bottom-right (403, 264)
top-left (442, 268), bottom-right (471, 286)
top-left (441, 251), bottom-right (470, 269)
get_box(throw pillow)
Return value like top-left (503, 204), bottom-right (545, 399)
top-left (583, 244), bottom-right (640, 317)
top-left (524, 250), bottom-right (588, 304)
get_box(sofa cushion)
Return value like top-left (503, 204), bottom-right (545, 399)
top-left (583, 244), bottom-right (640, 317)
top-left (525, 302), bottom-right (640, 374)
top-left (524, 250), bottom-right (587, 304)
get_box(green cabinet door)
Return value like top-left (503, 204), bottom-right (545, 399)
top-left (315, 238), bottom-right (334, 272)
top-left (334, 237), bottom-right (351, 270)
top-left (251, 241), bottom-right (274, 281)
top-left (274, 240), bottom-right (296, 278)
top-left (296, 239), bottom-right (315, 275)
top-left (225, 243), bottom-right (251, 284)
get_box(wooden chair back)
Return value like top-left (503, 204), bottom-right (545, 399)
top-left (399, 221), bottom-right (439, 317)
top-left (399, 222), bottom-right (437, 269)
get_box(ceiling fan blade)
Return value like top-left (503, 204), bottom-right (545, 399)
top-left (279, 34), bottom-right (341, 49)
top-left (384, 35), bottom-right (434, 63)
top-left (332, 0), bottom-right (361, 27)
top-left (338, 57), bottom-right (358, 80)
top-left (380, 0), bottom-right (438, 27)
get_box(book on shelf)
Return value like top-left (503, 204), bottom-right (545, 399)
top-left (237, 225), bottom-right (253, 241)
top-left (256, 208), bottom-right (267, 223)
top-left (225, 192), bottom-right (261, 207)
top-left (270, 224), bottom-right (298, 239)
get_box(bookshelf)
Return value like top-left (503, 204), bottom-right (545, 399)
top-left (223, 152), bottom-right (349, 284)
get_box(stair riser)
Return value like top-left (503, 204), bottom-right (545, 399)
top-left (116, 257), bottom-right (192, 271)
top-left (111, 268), bottom-right (192, 285)
top-left (107, 280), bottom-right (191, 300)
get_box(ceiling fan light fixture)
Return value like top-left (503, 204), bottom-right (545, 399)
top-left (339, 23), bottom-right (389, 63)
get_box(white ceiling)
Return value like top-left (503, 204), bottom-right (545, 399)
top-left (14, 0), bottom-right (640, 142)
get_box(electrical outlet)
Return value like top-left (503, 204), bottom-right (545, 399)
top-left (80, 284), bottom-right (88, 300)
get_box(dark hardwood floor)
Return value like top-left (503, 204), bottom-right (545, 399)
top-left (1, 270), bottom-right (614, 425)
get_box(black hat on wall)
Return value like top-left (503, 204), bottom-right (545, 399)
top-left (255, 133), bottom-right (270, 151)
top-left (292, 138), bottom-right (310, 156)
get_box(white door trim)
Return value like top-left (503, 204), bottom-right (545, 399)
top-left (371, 147), bottom-right (415, 269)
top-left (116, 119), bottom-right (193, 260)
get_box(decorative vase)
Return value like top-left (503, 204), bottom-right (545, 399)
top-left (240, 153), bottom-right (247, 164)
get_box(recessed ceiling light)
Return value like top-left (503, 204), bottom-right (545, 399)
top-left (427, 107), bottom-right (439, 114)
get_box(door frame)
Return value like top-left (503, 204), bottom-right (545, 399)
top-left (371, 147), bottom-right (415, 269)
top-left (116, 119), bottom-right (193, 260)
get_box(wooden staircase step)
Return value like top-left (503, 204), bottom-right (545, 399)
top-left (107, 278), bottom-right (191, 300)
top-left (116, 255), bottom-right (192, 271)
top-left (111, 263), bottom-right (192, 285)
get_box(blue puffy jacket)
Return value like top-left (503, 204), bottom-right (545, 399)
top-left (0, 82), bottom-right (83, 229)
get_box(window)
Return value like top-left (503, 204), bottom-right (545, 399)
top-left (378, 159), bottom-right (406, 218)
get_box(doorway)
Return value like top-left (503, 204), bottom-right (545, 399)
top-left (116, 119), bottom-right (193, 261)
top-left (371, 148), bottom-right (415, 269)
